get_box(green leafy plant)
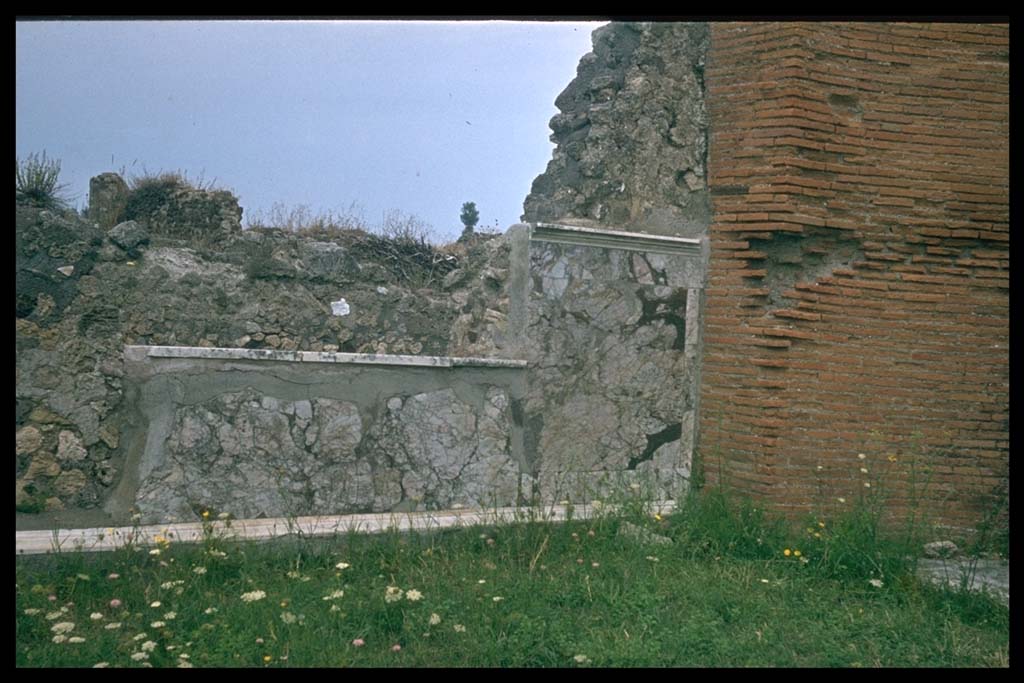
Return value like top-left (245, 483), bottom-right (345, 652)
top-left (459, 201), bottom-right (479, 242)
top-left (460, 202), bottom-right (479, 230)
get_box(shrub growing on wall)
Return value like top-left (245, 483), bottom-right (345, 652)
top-left (16, 151), bottom-right (70, 210)
top-left (120, 171), bottom-right (191, 222)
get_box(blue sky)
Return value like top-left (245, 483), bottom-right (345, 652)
top-left (16, 19), bottom-right (603, 243)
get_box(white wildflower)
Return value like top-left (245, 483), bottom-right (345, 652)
top-left (133, 633), bottom-right (148, 641)
top-left (51, 622), bottom-right (75, 634)
top-left (429, 613), bottom-right (442, 626)
top-left (858, 453), bottom-right (866, 460)
top-left (384, 586), bottom-right (404, 603)
top-left (150, 601), bottom-right (161, 608)
top-left (178, 660), bottom-right (194, 668)
top-left (322, 590), bottom-right (345, 601)
top-left (192, 566), bottom-right (207, 575)
top-left (492, 596), bottom-right (504, 602)
top-left (574, 654), bottom-right (591, 664)
top-left (93, 662), bottom-right (109, 668)
top-left (240, 590), bottom-right (267, 602)
top-left (405, 589), bottom-right (423, 602)
top-left (164, 611), bottom-right (176, 620)
top-left (104, 622), bottom-right (122, 630)
top-left (68, 636), bottom-right (86, 643)
top-left (150, 621), bottom-right (166, 629)
top-left (204, 607), bottom-right (218, 615)
top-left (130, 652), bottom-right (149, 662)
top-left (280, 611), bottom-right (298, 624)
top-left (869, 578), bottom-right (884, 588)
top-left (90, 612), bottom-right (104, 621)
top-left (141, 640), bottom-right (157, 652)
top-left (335, 562), bottom-right (350, 570)
top-left (52, 635), bottom-right (68, 644)
top-left (453, 624), bottom-right (466, 632)
top-left (23, 608), bottom-right (41, 616)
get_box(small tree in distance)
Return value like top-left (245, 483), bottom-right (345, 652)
top-left (459, 201), bottom-right (479, 242)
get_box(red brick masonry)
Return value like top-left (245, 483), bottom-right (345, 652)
top-left (700, 22), bottom-right (1008, 531)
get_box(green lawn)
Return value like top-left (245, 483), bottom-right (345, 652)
top-left (15, 495), bottom-right (1009, 668)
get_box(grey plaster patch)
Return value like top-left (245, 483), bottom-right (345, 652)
top-left (115, 351), bottom-right (527, 524)
top-left (366, 387), bottom-right (519, 511)
top-left (916, 558), bottom-right (1009, 606)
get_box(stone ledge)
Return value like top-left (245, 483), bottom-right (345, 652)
top-left (125, 345), bottom-right (528, 369)
top-left (530, 222), bottom-right (704, 256)
top-left (14, 501), bottom-right (678, 555)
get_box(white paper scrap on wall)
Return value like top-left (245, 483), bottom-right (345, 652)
top-left (330, 298), bottom-right (350, 316)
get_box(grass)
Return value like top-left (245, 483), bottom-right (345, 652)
top-left (16, 151), bottom-right (71, 210)
top-left (242, 202), bottom-right (459, 286)
top-left (120, 170), bottom-right (223, 224)
top-left (15, 492), bottom-right (1008, 668)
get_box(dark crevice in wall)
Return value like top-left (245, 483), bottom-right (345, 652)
top-left (636, 287), bottom-right (688, 351)
top-left (627, 422), bottom-right (682, 470)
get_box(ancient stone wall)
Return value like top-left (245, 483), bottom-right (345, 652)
top-left (699, 22), bottom-right (1009, 530)
top-left (16, 22), bottom-right (1009, 534)
top-left (507, 224), bottom-right (704, 503)
top-left (522, 20), bottom-right (1008, 533)
top-left (115, 347), bottom-right (526, 524)
top-left (15, 195), bottom-right (510, 520)
top-left (523, 22), bottom-right (710, 238)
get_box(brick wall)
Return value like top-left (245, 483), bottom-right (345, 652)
top-left (700, 22), bottom-right (1009, 532)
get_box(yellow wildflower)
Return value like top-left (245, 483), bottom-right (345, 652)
top-left (783, 549), bottom-right (792, 557)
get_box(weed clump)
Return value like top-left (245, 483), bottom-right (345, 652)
top-left (120, 171), bottom-right (192, 223)
top-left (16, 151), bottom-right (70, 210)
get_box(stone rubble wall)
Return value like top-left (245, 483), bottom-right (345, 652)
top-left (16, 192), bottom-right (511, 519)
top-left (523, 21), bottom-right (710, 238)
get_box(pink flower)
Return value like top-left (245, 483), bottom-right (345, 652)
top-left (351, 639), bottom-right (365, 647)
top-left (391, 644), bottom-right (401, 652)
top-left (107, 573), bottom-right (120, 580)
top-left (48, 595), bottom-right (57, 602)
top-left (109, 599), bottom-right (122, 609)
